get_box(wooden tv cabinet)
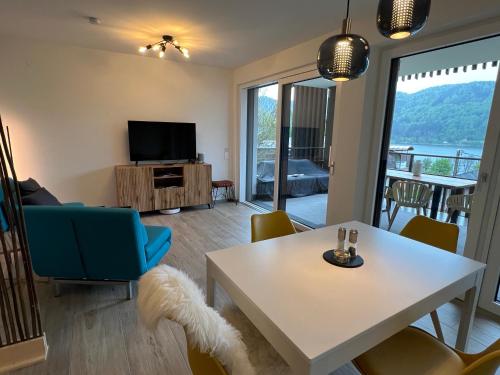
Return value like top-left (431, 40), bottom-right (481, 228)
top-left (115, 163), bottom-right (212, 212)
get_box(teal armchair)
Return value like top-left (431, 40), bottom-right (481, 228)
top-left (22, 205), bottom-right (171, 298)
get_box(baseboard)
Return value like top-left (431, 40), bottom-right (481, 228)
top-left (0, 334), bottom-right (48, 373)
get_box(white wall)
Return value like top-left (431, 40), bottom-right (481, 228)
top-left (0, 36), bottom-right (232, 206)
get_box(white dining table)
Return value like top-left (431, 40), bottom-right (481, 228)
top-left (206, 221), bottom-right (485, 375)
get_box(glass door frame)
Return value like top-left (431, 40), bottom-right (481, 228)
top-left (476, 65), bottom-right (500, 315)
top-left (244, 82), bottom-right (280, 212)
top-left (478, 174), bottom-right (500, 315)
top-left (275, 70), bottom-right (336, 228)
top-left (240, 68), bottom-right (337, 229)
top-left (371, 35), bottom-right (500, 315)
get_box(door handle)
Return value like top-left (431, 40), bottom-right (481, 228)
top-left (328, 146), bottom-right (335, 175)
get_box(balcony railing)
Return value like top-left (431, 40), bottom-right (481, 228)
top-left (388, 151), bottom-right (481, 180)
top-left (257, 146), bottom-right (328, 167)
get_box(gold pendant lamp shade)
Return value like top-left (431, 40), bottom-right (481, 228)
top-left (317, 1), bottom-right (370, 82)
top-left (377, 0), bottom-right (431, 39)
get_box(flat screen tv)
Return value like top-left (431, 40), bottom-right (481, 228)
top-left (128, 121), bottom-right (196, 162)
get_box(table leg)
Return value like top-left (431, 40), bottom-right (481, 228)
top-left (206, 267), bottom-right (215, 307)
top-left (430, 185), bottom-right (443, 220)
top-left (456, 272), bottom-right (483, 351)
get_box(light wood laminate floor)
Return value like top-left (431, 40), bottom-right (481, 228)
top-left (8, 202), bottom-right (500, 375)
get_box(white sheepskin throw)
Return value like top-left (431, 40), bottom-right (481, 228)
top-left (137, 264), bottom-right (256, 375)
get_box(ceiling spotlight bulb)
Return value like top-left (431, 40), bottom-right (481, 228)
top-left (138, 46), bottom-right (147, 53)
top-left (180, 47), bottom-right (190, 58)
top-left (159, 45), bottom-right (166, 58)
top-left (173, 39), bottom-right (179, 46)
top-left (152, 44), bottom-right (161, 51)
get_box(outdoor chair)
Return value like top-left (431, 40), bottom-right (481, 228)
top-left (388, 180), bottom-right (433, 230)
top-left (446, 194), bottom-right (473, 223)
top-left (384, 186), bottom-right (393, 222)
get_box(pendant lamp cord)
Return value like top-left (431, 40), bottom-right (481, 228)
top-left (346, 0), bottom-right (350, 19)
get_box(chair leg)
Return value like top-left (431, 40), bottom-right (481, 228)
top-left (231, 185), bottom-right (237, 205)
top-left (126, 281), bottom-right (133, 300)
top-left (387, 205), bottom-right (400, 231)
top-left (385, 197), bottom-right (391, 223)
top-left (53, 280), bottom-right (61, 297)
top-left (423, 207), bottom-right (428, 216)
top-left (417, 207), bottom-right (421, 216)
top-left (430, 310), bottom-right (445, 342)
top-left (212, 187), bottom-right (218, 207)
top-left (446, 210), bottom-right (453, 223)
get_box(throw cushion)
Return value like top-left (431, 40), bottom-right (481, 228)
top-left (22, 188), bottom-right (62, 206)
top-left (19, 178), bottom-right (42, 196)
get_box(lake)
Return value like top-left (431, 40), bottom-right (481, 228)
top-left (392, 144), bottom-right (483, 158)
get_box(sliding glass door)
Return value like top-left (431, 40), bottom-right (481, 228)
top-left (373, 35), bottom-right (500, 315)
top-left (245, 83), bottom-right (279, 211)
top-left (278, 78), bottom-right (335, 227)
top-left (244, 73), bottom-right (336, 228)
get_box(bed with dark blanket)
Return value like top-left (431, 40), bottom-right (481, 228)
top-left (256, 159), bottom-right (329, 199)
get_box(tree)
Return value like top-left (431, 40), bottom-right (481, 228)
top-left (428, 158), bottom-right (453, 176)
top-left (422, 158), bottom-right (432, 172)
top-left (257, 95), bottom-right (277, 146)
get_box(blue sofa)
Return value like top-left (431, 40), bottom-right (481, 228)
top-left (1, 195), bottom-right (172, 298)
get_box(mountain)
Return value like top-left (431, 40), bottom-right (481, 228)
top-left (392, 81), bottom-right (495, 146)
top-left (256, 81), bottom-right (495, 147)
top-left (258, 95), bottom-right (277, 113)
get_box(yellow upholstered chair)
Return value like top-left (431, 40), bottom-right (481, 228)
top-left (138, 265), bottom-right (255, 375)
top-left (400, 215), bottom-right (459, 342)
top-left (400, 215), bottom-right (459, 253)
top-left (353, 326), bottom-right (500, 375)
top-left (186, 346), bottom-right (227, 375)
top-left (251, 210), bottom-right (296, 243)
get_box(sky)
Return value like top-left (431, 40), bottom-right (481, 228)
top-left (397, 65), bottom-right (499, 94)
top-left (258, 84), bottom-right (278, 100)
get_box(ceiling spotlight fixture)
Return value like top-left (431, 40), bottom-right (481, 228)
top-left (317, 0), bottom-right (370, 82)
top-left (377, 0), bottom-right (431, 40)
top-left (138, 35), bottom-right (190, 59)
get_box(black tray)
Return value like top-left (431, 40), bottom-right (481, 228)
top-left (323, 250), bottom-right (364, 268)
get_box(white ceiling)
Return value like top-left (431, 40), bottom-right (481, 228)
top-left (0, 0), bottom-right (372, 68)
top-left (1, 1), bottom-right (500, 69)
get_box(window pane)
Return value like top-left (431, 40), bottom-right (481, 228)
top-left (278, 78), bottom-right (335, 228)
top-left (246, 84), bottom-right (278, 210)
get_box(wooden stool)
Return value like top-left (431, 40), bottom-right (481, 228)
top-left (211, 180), bottom-right (237, 207)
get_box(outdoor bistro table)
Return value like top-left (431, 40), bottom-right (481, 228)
top-left (386, 170), bottom-right (477, 222)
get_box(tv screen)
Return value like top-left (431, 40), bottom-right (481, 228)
top-left (128, 121), bottom-right (196, 162)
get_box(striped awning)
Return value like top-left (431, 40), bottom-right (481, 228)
top-left (399, 60), bottom-right (499, 81)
